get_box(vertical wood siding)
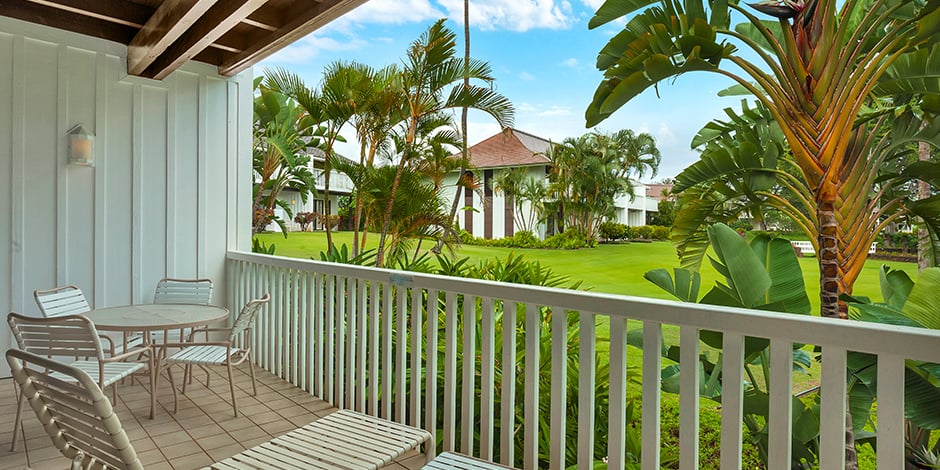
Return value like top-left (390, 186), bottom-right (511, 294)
top-left (0, 18), bottom-right (252, 375)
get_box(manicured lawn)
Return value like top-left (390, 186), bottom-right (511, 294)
top-left (254, 231), bottom-right (918, 308)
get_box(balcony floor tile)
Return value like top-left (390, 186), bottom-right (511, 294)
top-left (1, 363), bottom-right (425, 469)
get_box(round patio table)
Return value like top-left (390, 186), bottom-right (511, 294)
top-left (86, 303), bottom-right (229, 418)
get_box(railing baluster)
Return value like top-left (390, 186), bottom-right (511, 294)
top-left (523, 302), bottom-right (539, 470)
top-left (720, 333), bottom-right (744, 470)
top-left (461, 295), bottom-right (478, 456)
top-left (768, 338), bottom-right (793, 469)
top-left (305, 273), bottom-right (314, 393)
top-left (411, 287), bottom-right (423, 428)
top-left (291, 270), bottom-right (300, 388)
top-left (357, 278), bottom-right (367, 412)
top-left (608, 316), bottom-right (627, 470)
top-left (578, 312), bottom-right (597, 469)
top-left (480, 297), bottom-right (496, 461)
top-left (679, 325), bottom-right (700, 470)
top-left (500, 301), bottom-right (517, 466)
top-left (396, 285), bottom-right (407, 424)
top-left (345, 277), bottom-right (356, 409)
top-left (267, 266), bottom-right (275, 373)
top-left (443, 291), bottom-right (458, 451)
top-left (819, 346), bottom-right (846, 469)
top-left (382, 282), bottom-right (393, 421)
top-left (642, 321), bottom-right (662, 470)
top-left (276, 268), bottom-right (284, 379)
top-left (368, 281), bottom-right (380, 416)
top-left (314, 272), bottom-right (323, 398)
top-left (425, 289), bottom-right (439, 458)
top-left (325, 275), bottom-right (335, 405)
top-left (337, 276), bottom-right (347, 409)
top-left (877, 354), bottom-right (905, 469)
top-left (549, 307), bottom-right (567, 470)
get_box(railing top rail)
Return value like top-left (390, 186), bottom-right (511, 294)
top-left (228, 251), bottom-right (940, 362)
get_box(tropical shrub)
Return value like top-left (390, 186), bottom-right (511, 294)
top-left (294, 211), bottom-right (317, 232)
top-left (251, 237), bottom-right (276, 255)
top-left (543, 229), bottom-right (595, 250)
top-left (599, 221), bottom-right (630, 242)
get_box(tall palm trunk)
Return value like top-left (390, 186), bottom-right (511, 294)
top-left (448, 0), bottom-right (471, 227)
top-left (323, 156), bottom-right (333, 249)
top-left (352, 141), bottom-right (367, 257)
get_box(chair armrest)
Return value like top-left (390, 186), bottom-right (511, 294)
top-left (99, 335), bottom-right (115, 355)
top-left (102, 346), bottom-right (150, 363)
top-left (187, 327), bottom-right (232, 342)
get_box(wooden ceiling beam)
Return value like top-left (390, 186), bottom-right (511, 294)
top-left (217, 0), bottom-right (368, 77)
top-left (143, 0), bottom-right (268, 80)
top-left (26, 0), bottom-right (151, 28)
top-left (127, 0), bottom-right (218, 76)
top-left (1, 0), bottom-right (139, 44)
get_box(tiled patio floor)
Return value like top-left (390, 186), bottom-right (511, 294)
top-left (0, 363), bottom-right (425, 470)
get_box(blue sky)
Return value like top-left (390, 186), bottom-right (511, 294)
top-left (257, 0), bottom-right (746, 181)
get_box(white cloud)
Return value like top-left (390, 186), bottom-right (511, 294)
top-left (437, 0), bottom-right (575, 31)
top-left (655, 124), bottom-right (677, 147)
top-left (518, 72), bottom-right (535, 81)
top-left (538, 105), bottom-right (572, 117)
top-left (342, 0), bottom-right (445, 24)
top-left (262, 33), bottom-right (367, 64)
top-left (562, 57), bottom-right (579, 68)
top-left (580, 0), bottom-right (607, 10)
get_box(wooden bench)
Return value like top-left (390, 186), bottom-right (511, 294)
top-left (423, 451), bottom-right (518, 469)
top-left (208, 409), bottom-right (432, 469)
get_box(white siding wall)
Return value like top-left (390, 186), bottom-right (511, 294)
top-left (0, 17), bottom-right (252, 376)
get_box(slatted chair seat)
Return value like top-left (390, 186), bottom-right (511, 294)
top-left (7, 313), bottom-right (149, 453)
top-left (50, 360), bottom-right (146, 386)
top-left (159, 294), bottom-right (269, 416)
top-left (423, 451), bottom-right (518, 469)
top-left (166, 345), bottom-right (238, 366)
top-left (209, 409), bottom-right (432, 470)
top-left (6, 349), bottom-right (144, 470)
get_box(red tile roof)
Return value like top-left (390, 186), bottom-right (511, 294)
top-left (464, 128), bottom-right (553, 169)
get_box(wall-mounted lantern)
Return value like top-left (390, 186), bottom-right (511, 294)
top-left (67, 124), bottom-right (95, 167)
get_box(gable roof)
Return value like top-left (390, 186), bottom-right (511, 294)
top-left (466, 128), bottom-right (553, 169)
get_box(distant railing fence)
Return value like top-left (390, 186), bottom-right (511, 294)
top-left (226, 251), bottom-right (940, 470)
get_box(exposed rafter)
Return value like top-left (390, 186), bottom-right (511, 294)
top-left (1, 0), bottom-right (371, 80)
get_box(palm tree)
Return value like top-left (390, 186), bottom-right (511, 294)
top-left (587, 0), bottom-right (940, 321)
top-left (373, 19), bottom-right (514, 267)
top-left (265, 63), bottom-right (365, 250)
top-left (252, 80), bottom-right (317, 235)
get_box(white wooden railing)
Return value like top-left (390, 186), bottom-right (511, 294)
top-left (226, 251), bottom-right (940, 470)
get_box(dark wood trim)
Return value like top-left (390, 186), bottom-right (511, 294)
top-left (217, 0), bottom-right (368, 77)
top-left (484, 169), bottom-right (493, 240)
top-left (127, 0), bottom-right (217, 75)
top-left (143, 0), bottom-right (266, 80)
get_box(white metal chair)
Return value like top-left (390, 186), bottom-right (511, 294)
top-left (161, 294), bottom-right (270, 416)
top-left (6, 348), bottom-right (144, 470)
top-left (7, 313), bottom-right (149, 452)
top-left (150, 278), bottom-right (214, 344)
top-left (34, 285), bottom-right (143, 354)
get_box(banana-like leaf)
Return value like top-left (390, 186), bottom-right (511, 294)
top-left (749, 235), bottom-right (812, 314)
top-left (588, 0), bottom-right (662, 28)
top-left (876, 44), bottom-right (940, 96)
top-left (905, 363), bottom-right (940, 429)
top-left (907, 195), bottom-right (940, 267)
top-left (879, 265), bottom-right (915, 310)
top-left (707, 223), bottom-right (772, 307)
top-left (851, 302), bottom-right (925, 327)
top-left (902, 267), bottom-right (940, 330)
top-left (643, 268), bottom-right (701, 302)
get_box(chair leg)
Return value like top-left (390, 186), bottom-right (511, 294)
top-left (181, 363), bottom-right (189, 395)
top-left (227, 362), bottom-right (238, 417)
top-left (9, 387), bottom-right (23, 452)
top-left (165, 364), bottom-right (179, 414)
top-left (248, 355), bottom-right (257, 396)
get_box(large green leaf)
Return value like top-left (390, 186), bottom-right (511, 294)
top-left (588, 0), bottom-right (662, 28)
top-left (876, 44), bottom-right (940, 96)
top-left (643, 268), bottom-right (701, 302)
top-left (907, 195), bottom-right (940, 267)
top-left (706, 223), bottom-right (772, 307)
top-left (879, 265), bottom-right (914, 310)
top-left (902, 267), bottom-right (940, 329)
top-left (749, 235), bottom-right (811, 313)
top-left (905, 362), bottom-right (940, 429)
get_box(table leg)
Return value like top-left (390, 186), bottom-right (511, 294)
top-left (148, 335), bottom-right (157, 419)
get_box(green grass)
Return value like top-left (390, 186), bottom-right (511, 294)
top-left (255, 231), bottom-right (917, 307)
